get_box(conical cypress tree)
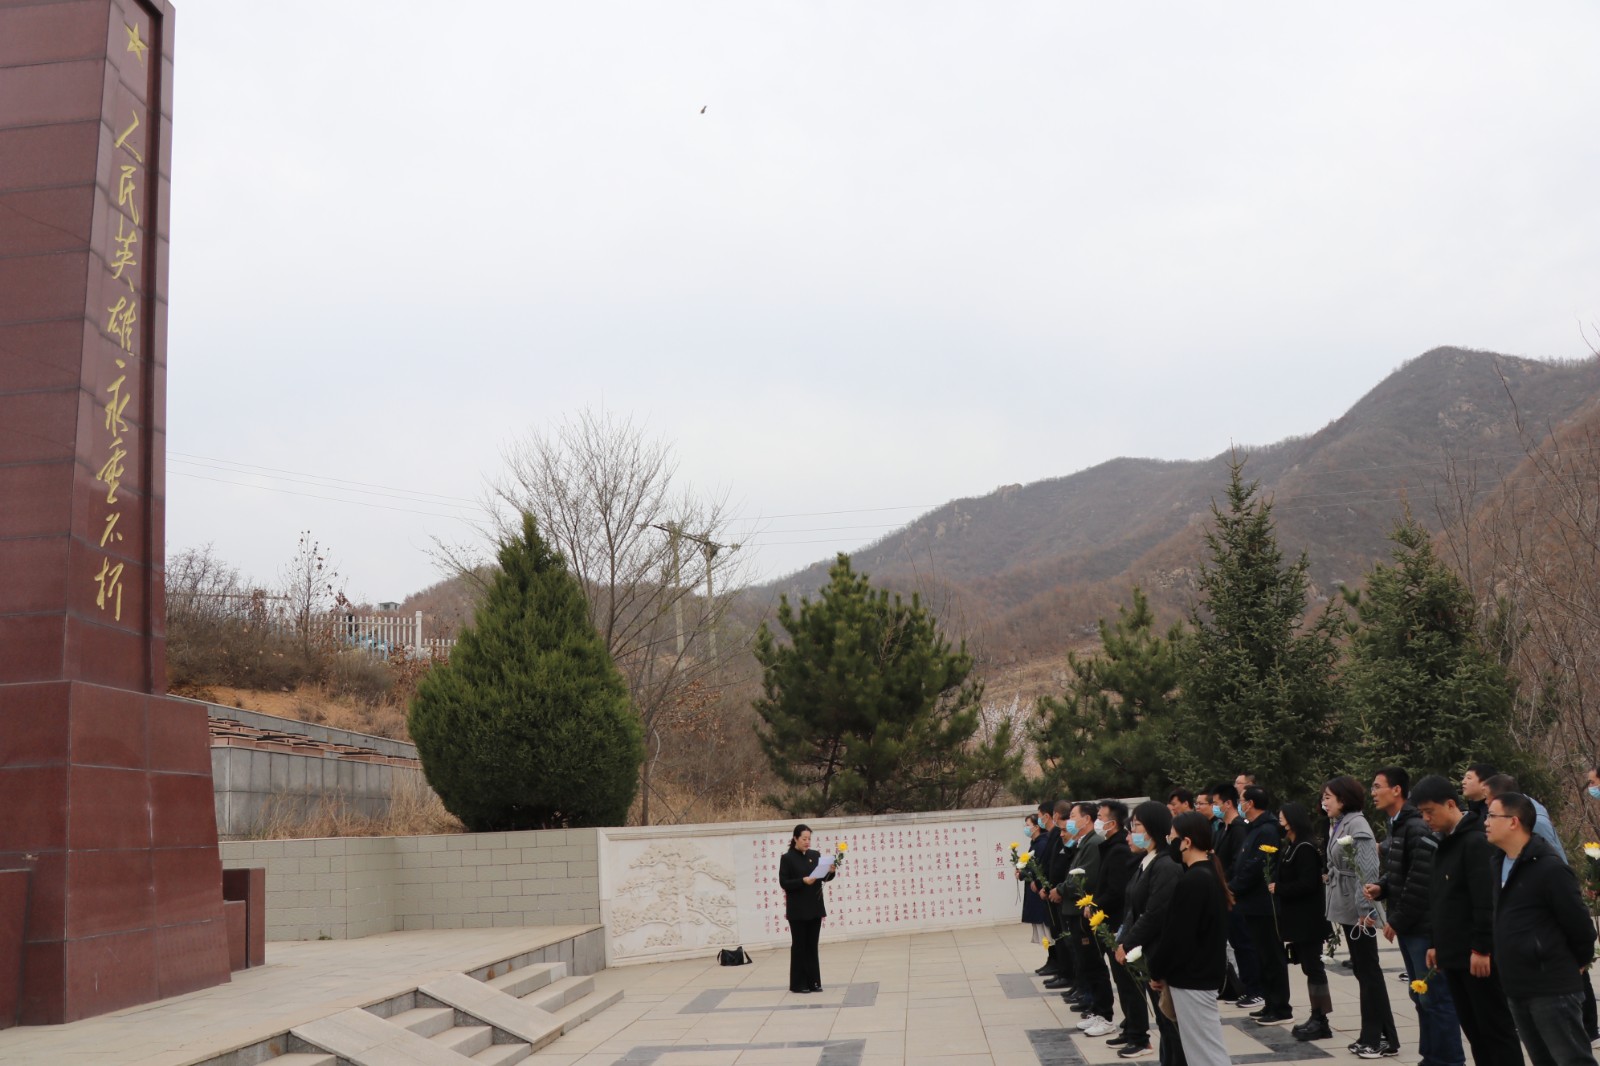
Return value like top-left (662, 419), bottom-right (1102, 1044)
top-left (409, 514), bottom-right (643, 830)
top-left (1178, 459), bottom-right (1342, 801)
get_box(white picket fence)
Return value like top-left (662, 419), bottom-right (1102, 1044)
top-left (179, 594), bottom-right (455, 660)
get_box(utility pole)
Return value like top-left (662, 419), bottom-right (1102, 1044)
top-left (646, 522), bottom-right (739, 661)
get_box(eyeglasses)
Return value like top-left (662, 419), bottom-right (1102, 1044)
top-left (1484, 813), bottom-right (1516, 820)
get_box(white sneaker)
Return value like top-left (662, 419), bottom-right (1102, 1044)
top-left (1077, 1014), bottom-right (1101, 1030)
top-left (1084, 1018), bottom-right (1118, 1037)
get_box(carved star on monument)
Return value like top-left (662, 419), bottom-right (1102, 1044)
top-left (126, 22), bottom-right (148, 63)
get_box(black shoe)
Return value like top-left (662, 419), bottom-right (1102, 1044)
top-left (1235, 995), bottom-right (1264, 1010)
top-left (812, 984), bottom-right (823, 992)
top-left (1117, 1044), bottom-right (1153, 1059)
top-left (1292, 1016), bottom-right (1332, 1041)
top-left (1043, 977), bottom-right (1071, 989)
top-left (1105, 1034), bottom-right (1133, 1047)
top-left (1249, 1007), bottom-right (1270, 1018)
top-left (790, 987), bottom-right (812, 994)
top-left (1253, 1007), bottom-right (1293, 1025)
top-left (1036, 965), bottom-right (1059, 976)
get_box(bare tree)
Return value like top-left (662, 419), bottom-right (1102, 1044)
top-left (278, 531), bottom-right (346, 668)
top-left (489, 410), bottom-right (753, 824)
top-left (1436, 370), bottom-right (1600, 835)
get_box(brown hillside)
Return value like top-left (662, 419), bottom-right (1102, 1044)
top-left (760, 348), bottom-right (1600, 664)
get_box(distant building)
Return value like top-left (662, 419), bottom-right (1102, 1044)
top-left (377, 601), bottom-right (402, 611)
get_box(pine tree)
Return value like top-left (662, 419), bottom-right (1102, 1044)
top-left (1022, 587), bottom-right (1185, 800)
top-left (1178, 459), bottom-right (1342, 802)
top-left (753, 554), bottom-right (1019, 816)
top-left (1342, 513), bottom-right (1525, 783)
top-left (409, 514), bottom-right (644, 830)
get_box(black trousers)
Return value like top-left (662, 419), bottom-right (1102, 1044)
top-left (788, 916), bottom-right (822, 992)
top-left (1048, 899), bottom-right (1077, 981)
top-left (1343, 925), bottom-right (1398, 1048)
top-left (1444, 966), bottom-right (1525, 1066)
top-left (1113, 945), bottom-right (1149, 1042)
top-left (1246, 913), bottom-right (1292, 1012)
top-left (1077, 928), bottom-right (1113, 1018)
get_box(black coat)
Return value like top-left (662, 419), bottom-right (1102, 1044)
top-left (1429, 810), bottom-right (1496, 968)
top-left (1376, 804), bottom-right (1435, 937)
top-left (1096, 830), bottom-right (1142, 925)
top-left (1216, 816), bottom-right (1247, 877)
top-left (1119, 852), bottom-right (1182, 951)
top-left (1021, 831), bottom-right (1050, 924)
top-left (1492, 834), bottom-right (1596, 998)
top-left (1272, 838), bottom-right (1331, 945)
top-left (778, 847), bottom-right (835, 921)
top-left (1148, 858), bottom-right (1229, 990)
top-left (1229, 813), bottom-right (1282, 918)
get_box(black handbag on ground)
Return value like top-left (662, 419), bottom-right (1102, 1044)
top-left (718, 947), bottom-right (752, 966)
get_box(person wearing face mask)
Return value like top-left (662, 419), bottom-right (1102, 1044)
top-left (1021, 813), bottom-right (1051, 943)
top-left (1585, 765), bottom-right (1600, 804)
top-left (1210, 782), bottom-right (1261, 1008)
top-left (1035, 802), bottom-right (1069, 981)
top-left (1230, 785), bottom-right (1291, 1025)
top-left (1149, 812), bottom-right (1233, 1066)
top-left (1116, 802), bottom-right (1184, 1063)
top-left (1322, 775), bottom-right (1400, 1059)
top-left (1044, 799), bottom-right (1081, 993)
top-left (1062, 802), bottom-right (1114, 1035)
top-left (1097, 800), bottom-right (1147, 1053)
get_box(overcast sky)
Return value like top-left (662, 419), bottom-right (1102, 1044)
top-left (164, 2), bottom-right (1600, 604)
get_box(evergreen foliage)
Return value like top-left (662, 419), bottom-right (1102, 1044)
top-left (1341, 513), bottom-right (1529, 786)
top-left (408, 514), bottom-right (644, 831)
top-left (753, 554), bottom-right (1019, 816)
top-left (1021, 587), bottom-right (1184, 801)
top-left (1178, 459), bottom-right (1343, 802)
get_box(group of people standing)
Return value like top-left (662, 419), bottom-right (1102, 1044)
top-left (1020, 766), bottom-right (1600, 1066)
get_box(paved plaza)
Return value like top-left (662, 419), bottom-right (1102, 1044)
top-left (528, 923), bottom-right (1418, 1065)
top-left (0, 920), bottom-right (1430, 1066)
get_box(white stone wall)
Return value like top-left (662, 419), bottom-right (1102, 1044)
top-left (598, 805), bottom-right (1036, 966)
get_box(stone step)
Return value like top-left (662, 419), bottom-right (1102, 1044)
top-left (470, 1041), bottom-right (532, 1066)
top-left (293, 1007), bottom-right (477, 1065)
top-left (520, 974), bottom-right (593, 1015)
top-left (389, 1005), bottom-right (457, 1037)
top-left (484, 961), bottom-right (565, 998)
top-left (266, 1056), bottom-right (339, 1066)
top-left (545, 986), bottom-right (625, 1035)
top-left (431, 1024), bottom-right (493, 1058)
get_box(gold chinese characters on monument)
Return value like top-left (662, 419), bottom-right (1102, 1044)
top-left (92, 18), bottom-right (152, 623)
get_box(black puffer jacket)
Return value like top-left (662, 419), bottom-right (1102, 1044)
top-left (1429, 810), bottom-right (1496, 968)
top-left (1375, 804), bottom-right (1435, 936)
top-left (1095, 829), bottom-right (1141, 925)
top-left (1492, 834), bottom-right (1596, 997)
top-left (1119, 853), bottom-right (1183, 951)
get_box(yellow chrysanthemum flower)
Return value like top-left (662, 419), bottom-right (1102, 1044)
top-left (837, 842), bottom-right (848, 852)
top-left (1410, 979), bottom-right (1429, 994)
top-left (1088, 910), bottom-right (1107, 929)
top-left (1018, 853), bottom-right (1031, 864)
top-left (1259, 844), bottom-right (1279, 854)
top-left (1011, 841), bottom-right (1021, 850)
top-left (1584, 842), bottom-right (1600, 860)
top-left (1042, 936), bottom-right (1052, 949)
top-left (1075, 894), bottom-right (1095, 909)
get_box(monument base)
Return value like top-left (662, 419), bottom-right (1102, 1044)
top-left (0, 681), bottom-right (230, 1026)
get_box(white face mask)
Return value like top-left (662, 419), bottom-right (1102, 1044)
top-left (1093, 820), bottom-right (1105, 835)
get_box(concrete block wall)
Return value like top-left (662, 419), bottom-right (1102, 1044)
top-left (219, 828), bottom-right (600, 941)
top-left (212, 747), bottom-right (425, 838)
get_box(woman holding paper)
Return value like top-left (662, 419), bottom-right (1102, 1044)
top-left (779, 824), bottom-right (836, 994)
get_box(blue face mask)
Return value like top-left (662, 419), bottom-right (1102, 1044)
top-left (1588, 785), bottom-right (1600, 801)
top-left (1065, 820), bottom-right (1080, 837)
top-left (1130, 832), bottom-right (1148, 850)
top-left (1211, 805), bottom-right (1223, 820)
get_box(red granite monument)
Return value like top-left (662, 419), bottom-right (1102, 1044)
top-left (0, 0), bottom-right (234, 1025)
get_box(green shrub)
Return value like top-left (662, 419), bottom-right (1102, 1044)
top-left (408, 514), bottom-right (643, 830)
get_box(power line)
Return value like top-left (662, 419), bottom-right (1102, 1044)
top-left (169, 450), bottom-right (481, 504)
top-left (169, 470), bottom-right (483, 521)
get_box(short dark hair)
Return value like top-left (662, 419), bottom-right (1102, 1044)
top-left (1098, 799), bottom-right (1130, 829)
top-left (1025, 813), bottom-right (1041, 828)
top-left (1054, 799), bottom-right (1072, 819)
top-left (1493, 792), bottom-right (1538, 831)
top-left (1211, 783), bottom-right (1239, 807)
top-left (1072, 801), bottom-right (1099, 821)
top-left (1375, 766), bottom-right (1410, 797)
top-left (1410, 774), bottom-right (1461, 809)
top-left (1466, 762), bottom-right (1498, 781)
top-left (1236, 772), bottom-right (1257, 785)
top-left (1242, 785), bottom-right (1272, 812)
top-left (1038, 801), bottom-right (1055, 815)
top-left (1483, 774), bottom-right (1520, 798)
top-left (1322, 775), bottom-right (1365, 815)
top-left (1166, 787), bottom-right (1194, 807)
